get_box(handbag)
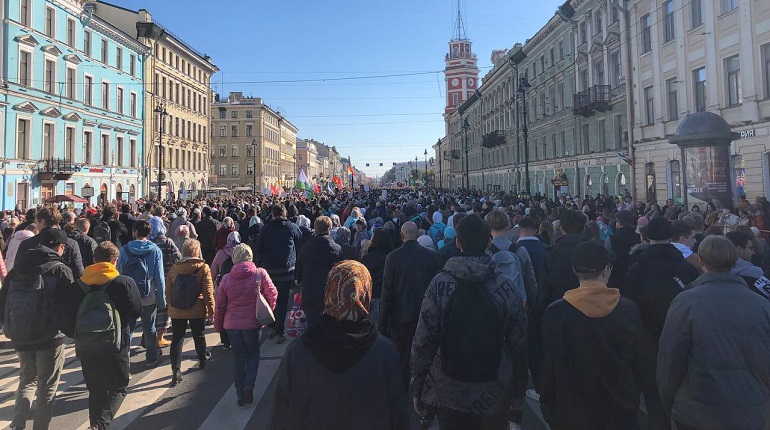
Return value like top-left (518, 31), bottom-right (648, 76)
top-left (255, 272), bottom-right (275, 326)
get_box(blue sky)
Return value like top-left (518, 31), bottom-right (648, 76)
top-left (107, 0), bottom-right (557, 177)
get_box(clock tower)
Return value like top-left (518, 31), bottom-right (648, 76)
top-left (444, 0), bottom-right (479, 131)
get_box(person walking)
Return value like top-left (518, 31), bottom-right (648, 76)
top-left (268, 260), bottom-right (409, 430)
top-left (255, 205), bottom-right (302, 344)
top-left (361, 229), bottom-right (395, 325)
top-left (76, 242), bottom-right (142, 430)
top-left (658, 235), bottom-right (770, 430)
top-left (196, 207), bottom-right (219, 265)
top-left (211, 231), bottom-right (241, 286)
top-left (117, 220), bottom-right (167, 367)
top-left (539, 241), bottom-right (644, 430)
top-left (213, 217), bottom-right (236, 252)
top-left (295, 216), bottom-right (342, 324)
top-left (604, 210), bottom-right (641, 289)
top-left (165, 239), bottom-right (215, 386)
top-left (411, 214), bottom-right (528, 430)
top-left (0, 229), bottom-right (75, 430)
top-left (214, 244), bottom-right (277, 406)
top-left (15, 207), bottom-right (84, 279)
top-left (380, 221), bottom-right (441, 388)
top-left (168, 207), bottom-right (197, 242)
top-left (149, 216), bottom-right (181, 349)
top-left (68, 218), bottom-right (98, 268)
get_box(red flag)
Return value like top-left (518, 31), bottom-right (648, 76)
top-left (270, 184), bottom-right (278, 196)
top-left (313, 183), bottom-right (321, 193)
top-left (333, 176), bottom-right (342, 187)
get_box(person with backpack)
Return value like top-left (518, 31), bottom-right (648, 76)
top-left (165, 239), bottom-right (215, 386)
top-left (214, 244), bottom-right (277, 406)
top-left (95, 206), bottom-right (128, 248)
top-left (0, 229), bottom-right (75, 430)
top-left (485, 210), bottom-right (536, 306)
top-left (15, 206), bottom-right (85, 279)
top-left (149, 216), bottom-right (181, 349)
top-left (168, 207), bottom-right (198, 242)
top-left (76, 241), bottom-right (142, 430)
top-left (540, 239), bottom-right (645, 430)
top-left (117, 220), bottom-right (167, 368)
top-left (411, 214), bottom-right (528, 430)
top-left (211, 231), bottom-right (241, 287)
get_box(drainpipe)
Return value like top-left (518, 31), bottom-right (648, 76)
top-left (617, 1), bottom-right (636, 199)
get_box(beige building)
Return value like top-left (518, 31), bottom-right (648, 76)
top-left (628, 0), bottom-right (770, 206)
top-left (95, 2), bottom-right (218, 199)
top-left (296, 138), bottom-right (319, 181)
top-left (210, 92), bottom-right (297, 191)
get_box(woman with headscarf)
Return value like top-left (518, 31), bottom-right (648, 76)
top-left (295, 215), bottom-right (313, 253)
top-left (165, 239), bottom-right (215, 386)
top-left (267, 261), bottom-right (409, 430)
top-left (428, 211), bottom-right (446, 245)
top-left (214, 244), bottom-right (277, 406)
top-left (149, 216), bottom-right (181, 348)
top-left (211, 231), bottom-right (241, 287)
top-left (437, 226), bottom-right (455, 250)
top-left (213, 217), bottom-right (236, 251)
top-left (334, 227), bottom-right (359, 261)
top-left (173, 224), bottom-right (199, 257)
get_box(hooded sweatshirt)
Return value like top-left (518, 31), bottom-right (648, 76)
top-left (80, 262), bottom-right (142, 350)
top-left (117, 239), bottom-right (166, 308)
top-left (4, 229), bottom-right (33, 272)
top-left (732, 258), bottom-right (770, 301)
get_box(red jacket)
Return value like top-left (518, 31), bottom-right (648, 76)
top-left (214, 261), bottom-right (277, 332)
top-left (213, 226), bottom-right (235, 251)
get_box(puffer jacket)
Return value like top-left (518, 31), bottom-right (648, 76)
top-left (214, 261), bottom-right (277, 332)
top-left (165, 258), bottom-right (215, 320)
top-left (168, 215), bottom-right (198, 242)
top-left (5, 229), bottom-right (33, 272)
top-left (410, 255), bottom-right (528, 416)
top-left (68, 229), bottom-right (98, 268)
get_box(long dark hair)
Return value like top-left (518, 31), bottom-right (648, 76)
top-left (368, 229), bottom-right (394, 253)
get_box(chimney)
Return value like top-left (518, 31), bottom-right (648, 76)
top-left (229, 92), bottom-right (243, 102)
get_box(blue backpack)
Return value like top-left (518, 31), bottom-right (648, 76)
top-left (123, 250), bottom-right (151, 298)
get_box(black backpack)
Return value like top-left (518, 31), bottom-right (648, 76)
top-left (215, 257), bottom-right (234, 286)
top-left (440, 275), bottom-right (504, 383)
top-left (92, 221), bottom-right (112, 245)
top-left (170, 267), bottom-right (202, 310)
top-left (3, 270), bottom-right (60, 342)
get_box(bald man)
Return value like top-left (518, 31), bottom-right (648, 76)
top-left (380, 221), bottom-right (442, 388)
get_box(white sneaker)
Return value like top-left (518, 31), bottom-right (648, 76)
top-left (525, 389), bottom-right (540, 402)
top-left (509, 424), bottom-right (522, 430)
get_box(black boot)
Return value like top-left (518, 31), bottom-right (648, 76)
top-left (243, 388), bottom-right (254, 405)
top-left (199, 351), bottom-right (211, 369)
top-left (170, 370), bottom-right (183, 387)
top-left (237, 392), bottom-right (244, 406)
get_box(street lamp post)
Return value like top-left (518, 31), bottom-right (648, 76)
top-left (424, 149), bottom-right (428, 187)
top-left (154, 103), bottom-right (168, 201)
top-left (251, 139), bottom-right (257, 193)
top-left (462, 118), bottom-right (470, 190)
top-left (517, 76), bottom-right (532, 195)
top-left (436, 139), bottom-right (442, 190)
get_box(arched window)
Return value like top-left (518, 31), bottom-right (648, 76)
top-left (668, 160), bottom-right (682, 204)
top-left (585, 174), bottom-right (593, 197)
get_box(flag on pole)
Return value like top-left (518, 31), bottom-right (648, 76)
top-left (313, 182), bottom-right (321, 193)
top-left (332, 176), bottom-right (342, 187)
top-left (296, 169), bottom-right (311, 190)
top-left (327, 182), bottom-right (335, 195)
top-left (347, 166), bottom-right (356, 176)
top-left (617, 152), bottom-right (632, 166)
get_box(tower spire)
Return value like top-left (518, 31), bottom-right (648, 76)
top-left (454, 0), bottom-right (467, 41)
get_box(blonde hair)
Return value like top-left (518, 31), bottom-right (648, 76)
top-left (232, 243), bottom-right (253, 264)
top-left (698, 235), bottom-right (738, 272)
top-left (315, 216), bottom-right (332, 235)
top-left (181, 239), bottom-right (201, 258)
top-left (484, 210), bottom-right (511, 231)
top-left (351, 207), bottom-right (362, 218)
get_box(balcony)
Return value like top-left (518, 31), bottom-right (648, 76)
top-left (573, 85), bottom-right (611, 117)
top-left (482, 130), bottom-right (506, 148)
top-left (37, 158), bottom-right (75, 181)
top-left (450, 149), bottom-right (461, 159)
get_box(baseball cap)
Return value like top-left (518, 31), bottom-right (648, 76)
top-left (40, 228), bottom-right (68, 248)
top-left (571, 241), bottom-right (616, 274)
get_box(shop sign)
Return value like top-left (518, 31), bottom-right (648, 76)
top-left (740, 129), bottom-right (755, 139)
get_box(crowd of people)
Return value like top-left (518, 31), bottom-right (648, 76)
top-left (1, 186), bottom-right (770, 430)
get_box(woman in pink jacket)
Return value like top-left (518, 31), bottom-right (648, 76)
top-left (214, 243), bottom-right (277, 406)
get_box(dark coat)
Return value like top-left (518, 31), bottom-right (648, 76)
top-left (438, 237), bottom-right (461, 265)
top-left (102, 216), bottom-right (128, 248)
top-left (657, 272), bottom-right (770, 429)
top-left (537, 234), bottom-right (590, 314)
top-left (15, 226), bottom-right (84, 279)
top-left (379, 240), bottom-right (441, 333)
top-left (68, 229), bottom-right (98, 268)
top-left (361, 248), bottom-right (389, 299)
top-left (540, 294), bottom-right (644, 430)
top-left (605, 227), bottom-right (641, 290)
top-left (296, 235), bottom-right (342, 315)
top-left (151, 234), bottom-right (181, 277)
top-left (196, 217), bottom-right (219, 262)
top-left (118, 213), bottom-right (135, 247)
top-left (255, 217), bottom-right (302, 280)
top-left (516, 237), bottom-right (549, 285)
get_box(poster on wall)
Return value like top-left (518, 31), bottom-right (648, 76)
top-left (683, 146), bottom-right (732, 210)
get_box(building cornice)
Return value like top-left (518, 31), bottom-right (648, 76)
top-left (87, 15), bottom-right (150, 54)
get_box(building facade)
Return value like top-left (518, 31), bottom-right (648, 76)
top-left (296, 138), bottom-right (319, 181)
top-left (95, 1), bottom-right (218, 200)
top-left (1, 0), bottom-right (148, 210)
top-left (629, 0), bottom-right (770, 207)
top-left (210, 92), bottom-right (297, 191)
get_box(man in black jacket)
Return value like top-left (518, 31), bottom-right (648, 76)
top-left (118, 203), bottom-right (136, 247)
top-left (540, 241), bottom-right (644, 430)
top-left (0, 229), bottom-right (75, 430)
top-left (100, 206), bottom-right (128, 249)
top-left (623, 217), bottom-right (701, 430)
top-left (380, 221), bottom-right (441, 387)
top-left (296, 216), bottom-right (342, 324)
top-left (77, 241), bottom-right (142, 430)
top-left (68, 217), bottom-right (98, 267)
top-left (256, 204), bottom-right (302, 344)
top-left (605, 210), bottom-right (641, 290)
top-left (196, 206), bottom-right (219, 265)
top-left (15, 206), bottom-right (84, 279)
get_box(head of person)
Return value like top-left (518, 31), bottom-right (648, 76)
top-left (94, 241), bottom-right (120, 265)
top-left (297, 215), bottom-right (311, 230)
top-left (560, 209), bottom-right (588, 235)
top-left (455, 214), bottom-right (491, 256)
top-left (400, 221), bottom-right (420, 242)
top-left (691, 205), bottom-right (701, 213)
top-left (671, 220), bottom-right (696, 250)
top-left (484, 210), bottom-right (511, 233)
top-left (74, 218), bottom-right (90, 234)
top-left (683, 213), bottom-right (705, 233)
top-left (330, 214), bottom-right (341, 228)
top-left (40, 228), bottom-right (68, 256)
top-left (432, 211), bottom-right (443, 225)
top-left (350, 207), bottom-right (362, 219)
top-left (571, 241), bottom-right (614, 284)
top-left (35, 207), bottom-right (61, 231)
top-left (230, 243), bottom-right (253, 264)
top-left (517, 217), bottom-right (537, 237)
top-left (148, 216), bottom-right (166, 240)
top-left (133, 219), bottom-right (151, 240)
top-left (324, 260), bottom-right (372, 322)
top-left (227, 231), bottom-right (241, 247)
top-left (314, 216), bottom-right (332, 236)
top-left (202, 207), bottom-right (212, 218)
top-left (181, 239), bottom-right (202, 259)
top-left (335, 227), bottom-right (351, 244)
top-left (61, 210), bottom-right (76, 226)
top-left (355, 218), bottom-right (367, 232)
top-left (615, 210), bottom-right (634, 229)
top-left (175, 224), bottom-right (190, 239)
top-left (417, 235), bottom-right (434, 250)
top-left (271, 204), bottom-right (287, 219)
top-left (705, 226), bottom-right (724, 236)
top-left (726, 231), bottom-right (754, 262)
top-left (647, 217), bottom-right (673, 244)
top-left (222, 217), bottom-right (235, 230)
top-left (369, 228), bottom-right (394, 253)
top-left (698, 235), bottom-right (738, 273)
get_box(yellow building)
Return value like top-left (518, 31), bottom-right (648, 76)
top-left (95, 2), bottom-right (218, 199)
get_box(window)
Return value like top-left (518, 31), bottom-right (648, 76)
top-left (219, 164), bottom-right (226, 176)
top-left (691, 0), bottom-right (703, 28)
top-left (594, 60), bottom-right (605, 85)
top-left (581, 124), bottom-right (590, 153)
top-left (663, 1), bottom-right (675, 42)
top-left (18, 50), bottom-right (30, 86)
top-left (558, 83), bottom-right (565, 110)
top-left (231, 145), bottom-right (238, 157)
top-left (116, 87), bottom-right (124, 114)
top-left (219, 109), bottom-right (226, 119)
top-left (219, 145), bottom-right (226, 158)
top-left (101, 40), bottom-right (108, 63)
top-left (84, 131), bottom-right (92, 163)
top-left (65, 127), bottom-right (75, 160)
top-left (17, 119), bottom-right (29, 159)
top-left (549, 48), bottom-right (555, 68)
top-left (45, 7), bottom-right (54, 38)
top-left (19, 0), bottom-right (29, 26)
top-left (219, 126), bottom-right (225, 137)
top-left (43, 123), bottom-right (54, 159)
top-left (763, 44), bottom-right (770, 99)
top-left (558, 41), bottom-right (564, 59)
top-left (44, 59), bottom-right (55, 93)
top-left (102, 82), bottom-right (109, 110)
top-left (246, 164), bottom-right (254, 176)
top-left (598, 119), bottom-right (606, 149)
top-left (83, 30), bottom-right (91, 56)
top-left (614, 115), bottom-right (623, 149)
top-left (116, 47), bottom-right (122, 70)
top-left (246, 125), bottom-right (253, 137)
top-left (231, 110), bottom-right (238, 119)
top-left (453, 93), bottom-right (458, 105)
top-left (84, 75), bottom-right (93, 105)
top-left (101, 135), bottom-right (110, 165)
top-left (130, 139), bottom-right (136, 167)
top-left (720, 0), bottom-right (737, 13)
top-left (610, 51), bottom-right (621, 87)
top-left (611, 3), bottom-right (619, 23)
top-left (116, 137), bottom-right (123, 166)
top-left (129, 54), bottom-right (136, 76)
top-left (540, 55), bottom-right (545, 74)
top-left (579, 21), bottom-right (587, 44)
top-left (231, 164), bottom-right (238, 176)
top-left (130, 93), bottom-right (137, 117)
top-left (644, 86), bottom-right (655, 125)
top-left (725, 55), bottom-right (742, 106)
top-left (595, 11), bottom-right (602, 34)
top-left (693, 67), bottom-right (707, 111)
top-left (641, 14), bottom-right (652, 53)
top-left (231, 126), bottom-right (238, 137)
top-left (560, 130), bottom-right (566, 156)
top-left (66, 68), bottom-right (76, 99)
top-left (67, 19), bottom-right (75, 46)
top-left (666, 77), bottom-right (678, 121)
top-left (246, 146), bottom-right (254, 157)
